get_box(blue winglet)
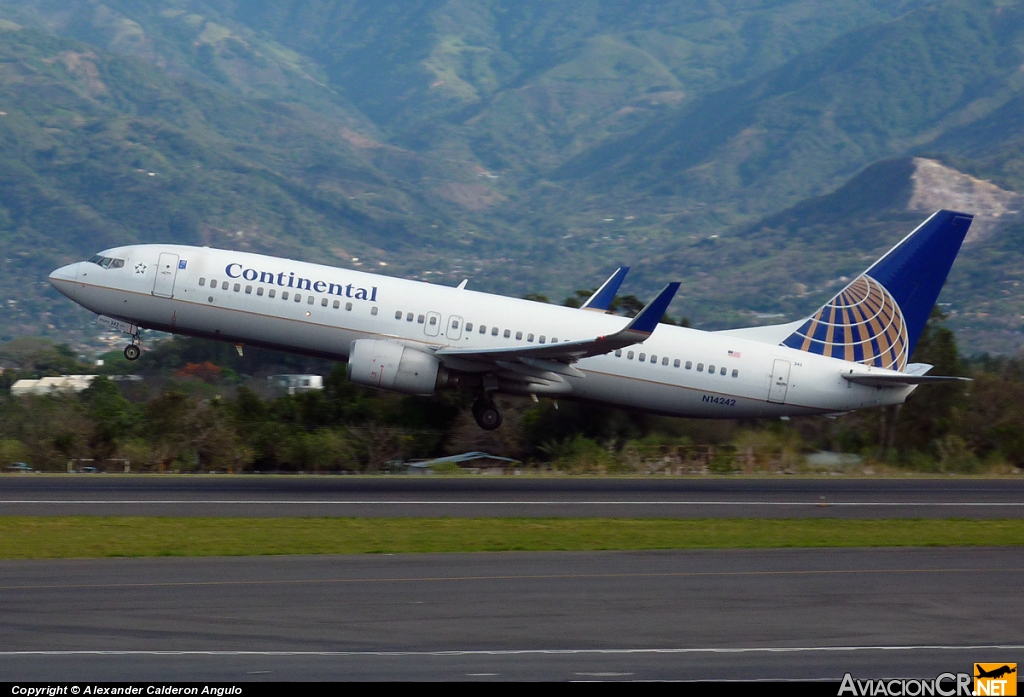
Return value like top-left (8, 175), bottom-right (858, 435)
top-left (581, 266), bottom-right (629, 311)
top-left (625, 282), bottom-right (681, 334)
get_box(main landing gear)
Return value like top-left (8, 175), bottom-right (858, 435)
top-left (472, 395), bottom-right (502, 430)
top-left (123, 331), bottom-right (142, 361)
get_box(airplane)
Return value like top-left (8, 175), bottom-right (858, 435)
top-left (49, 209), bottom-right (973, 430)
top-left (975, 665), bottom-right (1016, 680)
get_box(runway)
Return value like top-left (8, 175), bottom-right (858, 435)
top-left (1, 548), bottom-right (1021, 681)
top-left (1, 475), bottom-right (1022, 518)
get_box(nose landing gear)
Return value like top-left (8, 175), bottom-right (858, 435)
top-left (472, 396), bottom-right (502, 430)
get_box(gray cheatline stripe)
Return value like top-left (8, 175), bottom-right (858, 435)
top-left (0, 499), bottom-right (1022, 506)
top-left (2, 644), bottom-right (1023, 657)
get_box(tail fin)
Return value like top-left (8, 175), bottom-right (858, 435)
top-left (781, 210), bottom-right (973, 371)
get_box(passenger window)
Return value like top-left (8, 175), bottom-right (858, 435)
top-left (732, 369), bottom-right (739, 378)
top-left (709, 364), bottom-right (715, 374)
top-left (321, 298), bottom-right (328, 307)
top-left (199, 278), bottom-right (206, 286)
top-left (627, 351), bottom-right (634, 360)
top-left (639, 353), bottom-right (646, 362)
top-left (466, 323), bottom-right (473, 332)
top-left (234, 283), bottom-right (241, 292)
top-left (452, 320), bottom-right (459, 329)
top-left (615, 350), bottom-right (622, 357)
top-left (721, 366), bottom-right (727, 376)
top-left (527, 333), bottom-right (534, 342)
top-left (257, 287), bottom-right (264, 296)
top-left (551, 338), bottom-right (558, 343)
top-left (685, 361), bottom-right (692, 370)
top-left (697, 363), bottom-right (703, 372)
top-left (308, 296), bottom-right (314, 305)
top-left (418, 315), bottom-right (425, 324)
top-left (663, 357), bottom-right (669, 366)
top-left (650, 355), bottom-right (657, 363)
top-left (406, 312), bottom-right (413, 321)
top-left (674, 359), bottom-right (680, 368)
top-left (333, 300), bottom-right (340, 309)
top-left (294, 294), bottom-right (302, 303)
top-left (515, 331), bottom-right (523, 340)
top-left (395, 310), bottom-right (403, 319)
top-left (245, 285), bottom-right (252, 294)
top-left (210, 280), bottom-right (218, 289)
top-left (429, 316), bottom-right (437, 325)
top-left (282, 291), bottom-right (289, 300)
top-left (269, 289), bottom-right (276, 298)
top-left (371, 307), bottom-right (378, 315)
top-left (491, 327), bottom-right (498, 336)
top-left (480, 325), bottom-right (486, 334)
top-left (346, 302), bottom-right (353, 311)
top-left (504, 329), bottom-right (511, 338)
top-left (539, 336), bottom-right (546, 344)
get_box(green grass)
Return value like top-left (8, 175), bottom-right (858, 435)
top-left (0, 518), bottom-right (1022, 559)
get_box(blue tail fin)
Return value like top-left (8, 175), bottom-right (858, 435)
top-left (781, 210), bottom-right (973, 371)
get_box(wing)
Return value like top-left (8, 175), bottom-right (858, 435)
top-left (435, 283), bottom-right (680, 368)
top-left (579, 266), bottom-right (629, 312)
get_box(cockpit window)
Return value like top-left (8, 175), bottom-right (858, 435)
top-left (88, 255), bottom-right (125, 269)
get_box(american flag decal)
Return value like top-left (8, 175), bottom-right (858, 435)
top-left (728, 350), bottom-right (741, 358)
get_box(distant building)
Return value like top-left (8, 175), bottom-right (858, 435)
top-left (10, 375), bottom-right (97, 396)
top-left (268, 374), bottom-right (324, 395)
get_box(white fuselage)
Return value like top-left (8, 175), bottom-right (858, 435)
top-left (49, 244), bottom-right (913, 418)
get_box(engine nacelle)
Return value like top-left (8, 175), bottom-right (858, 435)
top-left (347, 340), bottom-right (443, 395)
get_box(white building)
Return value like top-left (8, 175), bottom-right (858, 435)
top-left (267, 374), bottom-right (324, 395)
top-left (10, 375), bottom-right (98, 396)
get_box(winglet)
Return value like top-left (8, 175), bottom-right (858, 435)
top-left (580, 266), bottom-right (629, 312)
top-left (623, 282), bottom-right (681, 335)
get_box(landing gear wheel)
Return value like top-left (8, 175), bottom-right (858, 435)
top-left (472, 398), bottom-right (502, 431)
top-left (124, 344), bottom-right (141, 361)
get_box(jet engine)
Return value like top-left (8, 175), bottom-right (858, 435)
top-left (347, 339), bottom-right (444, 395)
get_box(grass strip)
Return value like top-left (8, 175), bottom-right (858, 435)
top-left (0, 518), bottom-right (1022, 559)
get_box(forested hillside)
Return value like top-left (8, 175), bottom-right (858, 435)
top-left (0, 0), bottom-right (1022, 354)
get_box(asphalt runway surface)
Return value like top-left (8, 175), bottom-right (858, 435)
top-left (1, 475), bottom-right (1023, 518)
top-left (1, 547), bottom-right (1021, 681)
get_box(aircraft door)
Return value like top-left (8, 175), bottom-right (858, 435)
top-left (152, 253), bottom-right (180, 298)
top-left (424, 311), bottom-right (441, 337)
top-left (768, 359), bottom-right (791, 404)
top-left (446, 315), bottom-right (464, 340)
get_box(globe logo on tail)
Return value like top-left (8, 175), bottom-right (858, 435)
top-left (781, 275), bottom-right (909, 371)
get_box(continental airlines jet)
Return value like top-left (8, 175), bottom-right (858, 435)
top-left (49, 210), bottom-right (972, 430)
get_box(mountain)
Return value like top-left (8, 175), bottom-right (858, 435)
top-left (0, 0), bottom-right (1021, 354)
top-left (558, 0), bottom-right (1024, 224)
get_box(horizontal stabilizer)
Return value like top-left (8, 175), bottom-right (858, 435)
top-left (842, 372), bottom-right (971, 388)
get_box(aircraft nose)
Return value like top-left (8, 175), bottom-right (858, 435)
top-left (49, 262), bottom-right (80, 285)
